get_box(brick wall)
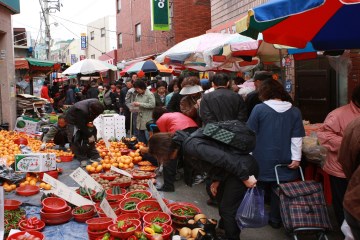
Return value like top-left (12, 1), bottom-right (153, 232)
top-left (348, 52), bottom-right (360, 100)
top-left (116, 0), bottom-right (211, 62)
top-left (210, 0), bottom-right (268, 28)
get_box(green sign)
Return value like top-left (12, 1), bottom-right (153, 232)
top-left (151, 0), bottom-right (170, 31)
top-left (0, 0), bottom-right (20, 13)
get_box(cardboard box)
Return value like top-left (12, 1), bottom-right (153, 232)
top-left (14, 116), bottom-right (41, 134)
top-left (15, 153), bottom-right (56, 172)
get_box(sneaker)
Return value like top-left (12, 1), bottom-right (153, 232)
top-left (156, 185), bottom-right (175, 192)
top-left (193, 175), bottom-right (205, 185)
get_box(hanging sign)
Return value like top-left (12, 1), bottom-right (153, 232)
top-left (150, 0), bottom-right (170, 31)
top-left (81, 33), bottom-right (87, 49)
top-left (99, 198), bottom-right (117, 222)
top-left (70, 167), bottom-right (103, 192)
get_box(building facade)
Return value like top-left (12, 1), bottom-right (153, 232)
top-left (116, 0), bottom-right (211, 63)
top-left (62, 39), bottom-right (86, 66)
top-left (86, 15), bottom-right (117, 60)
top-left (0, 0), bottom-right (20, 129)
top-left (49, 39), bottom-right (73, 62)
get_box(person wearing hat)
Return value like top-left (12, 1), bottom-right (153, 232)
top-left (179, 76), bottom-right (203, 126)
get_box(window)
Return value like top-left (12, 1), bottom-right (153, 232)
top-left (101, 28), bottom-right (106, 37)
top-left (117, 0), bottom-right (121, 12)
top-left (90, 31), bottom-right (94, 40)
top-left (135, 23), bottom-right (141, 42)
top-left (118, 33), bottom-right (122, 48)
top-left (91, 54), bottom-right (95, 59)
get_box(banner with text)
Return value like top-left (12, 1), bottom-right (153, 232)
top-left (150, 0), bottom-right (170, 31)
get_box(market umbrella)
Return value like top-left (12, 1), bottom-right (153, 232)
top-left (156, 33), bottom-right (264, 71)
top-left (236, 0), bottom-right (360, 50)
top-left (62, 59), bottom-right (117, 75)
top-left (126, 60), bottom-right (173, 74)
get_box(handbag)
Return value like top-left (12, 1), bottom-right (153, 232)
top-left (203, 120), bottom-right (255, 152)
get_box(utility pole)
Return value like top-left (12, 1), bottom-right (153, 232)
top-left (39, 0), bottom-right (62, 60)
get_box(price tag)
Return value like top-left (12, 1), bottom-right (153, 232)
top-left (0, 187), bottom-right (4, 240)
top-left (110, 166), bottom-right (133, 178)
top-left (70, 167), bottom-right (103, 192)
top-left (100, 198), bottom-right (117, 222)
top-left (42, 173), bottom-right (94, 206)
top-left (147, 180), bottom-right (171, 215)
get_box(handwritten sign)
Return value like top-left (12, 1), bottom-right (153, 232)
top-left (100, 198), bottom-right (117, 222)
top-left (42, 173), bottom-right (94, 206)
top-left (147, 180), bottom-right (171, 215)
top-left (110, 166), bottom-right (133, 178)
top-left (70, 167), bottom-right (103, 192)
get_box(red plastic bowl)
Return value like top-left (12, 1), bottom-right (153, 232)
top-left (19, 219), bottom-right (46, 231)
top-left (136, 200), bottom-right (162, 217)
top-left (38, 170), bottom-right (58, 180)
top-left (88, 228), bottom-right (108, 240)
top-left (125, 190), bottom-right (152, 200)
top-left (143, 212), bottom-right (172, 226)
top-left (169, 202), bottom-right (201, 221)
top-left (143, 223), bottom-right (173, 240)
top-left (132, 172), bottom-right (157, 180)
top-left (72, 205), bottom-right (95, 221)
top-left (86, 217), bottom-right (113, 231)
top-left (8, 231), bottom-right (44, 240)
top-left (109, 181), bottom-right (131, 188)
top-left (42, 197), bottom-right (68, 213)
top-left (108, 219), bottom-right (141, 238)
top-left (4, 199), bottom-right (22, 210)
top-left (16, 185), bottom-right (40, 196)
top-left (119, 197), bottom-right (142, 214)
top-left (76, 188), bottom-right (96, 199)
top-left (14, 137), bottom-right (28, 146)
top-left (100, 174), bottom-right (117, 181)
top-left (59, 155), bottom-right (73, 162)
top-left (40, 205), bottom-right (72, 218)
top-left (106, 188), bottom-right (126, 197)
top-left (116, 212), bottom-right (141, 222)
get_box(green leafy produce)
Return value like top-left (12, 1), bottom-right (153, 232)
top-left (130, 192), bottom-right (149, 200)
top-left (124, 201), bottom-right (137, 210)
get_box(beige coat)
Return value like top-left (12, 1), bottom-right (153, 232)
top-left (134, 89), bottom-right (155, 130)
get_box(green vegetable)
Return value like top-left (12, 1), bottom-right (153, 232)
top-left (152, 216), bottom-right (167, 223)
top-left (126, 226), bottom-right (136, 232)
top-left (124, 201), bottom-right (136, 210)
top-left (112, 186), bottom-right (121, 195)
top-left (172, 206), bottom-right (197, 216)
top-left (74, 206), bottom-right (91, 214)
top-left (130, 192), bottom-right (149, 200)
top-left (117, 220), bottom-right (125, 228)
top-left (151, 223), bottom-right (163, 233)
top-left (102, 232), bottom-right (110, 240)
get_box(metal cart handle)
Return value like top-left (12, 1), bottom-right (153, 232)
top-left (275, 164), bottom-right (304, 185)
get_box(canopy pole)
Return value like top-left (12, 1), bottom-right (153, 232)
top-left (279, 49), bottom-right (286, 84)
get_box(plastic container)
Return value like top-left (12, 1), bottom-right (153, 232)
top-left (18, 219), bottom-right (45, 231)
top-left (169, 202), bottom-right (201, 221)
top-left (119, 197), bottom-right (142, 214)
top-left (116, 212), bottom-right (141, 222)
top-left (8, 231), bottom-right (44, 240)
top-left (108, 219), bottom-right (141, 238)
top-left (125, 190), bottom-right (152, 200)
top-left (143, 223), bottom-right (173, 240)
top-left (42, 197), bottom-right (68, 213)
top-left (72, 205), bottom-right (95, 221)
top-left (143, 212), bottom-right (172, 226)
top-left (136, 200), bottom-right (162, 217)
top-left (59, 155), bottom-right (73, 162)
top-left (16, 185), bottom-right (40, 196)
top-left (86, 217), bottom-right (113, 231)
top-left (4, 199), bottom-right (22, 210)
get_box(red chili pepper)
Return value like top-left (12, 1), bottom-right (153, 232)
top-left (28, 217), bottom-right (40, 225)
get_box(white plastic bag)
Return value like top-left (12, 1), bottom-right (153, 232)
top-left (341, 220), bottom-right (354, 240)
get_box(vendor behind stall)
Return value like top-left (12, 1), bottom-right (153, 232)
top-left (41, 115), bottom-right (70, 150)
top-left (65, 99), bottom-right (104, 166)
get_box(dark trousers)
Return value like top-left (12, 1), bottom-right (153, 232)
top-left (53, 129), bottom-right (69, 147)
top-left (71, 129), bottom-right (100, 161)
top-left (163, 157), bottom-right (177, 190)
top-left (123, 108), bottom-right (131, 131)
top-left (136, 130), bottom-right (147, 144)
top-left (329, 175), bottom-right (348, 225)
top-left (216, 174), bottom-right (247, 240)
top-left (344, 209), bottom-right (360, 240)
top-left (257, 181), bottom-right (281, 224)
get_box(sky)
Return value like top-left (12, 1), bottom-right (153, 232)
top-left (12, 0), bottom-right (115, 42)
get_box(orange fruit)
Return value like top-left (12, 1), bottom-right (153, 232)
top-left (39, 182), bottom-right (46, 189)
top-left (29, 180), bottom-right (37, 186)
top-left (129, 163), bottom-right (134, 168)
top-left (90, 166), bottom-right (96, 172)
top-left (86, 165), bottom-right (92, 171)
top-left (91, 162), bottom-right (99, 168)
top-left (10, 184), bottom-right (16, 190)
top-left (44, 184), bottom-right (52, 190)
top-left (19, 182), bottom-right (26, 187)
top-left (96, 165), bottom-right (103, 172)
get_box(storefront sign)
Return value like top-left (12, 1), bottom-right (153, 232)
top-left (42, 173), bottom-right (93, 206)
top-left (150, 0), bottom-right (170, 31)
top-left (70, 167), bottom-right (103, 192)
top-left (81, 33), bottom-right (87, 50)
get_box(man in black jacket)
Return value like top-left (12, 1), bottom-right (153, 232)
top-left (200, 73), bottom-right (247, 125)
top-left (65, 99), bottom-right (104, 166)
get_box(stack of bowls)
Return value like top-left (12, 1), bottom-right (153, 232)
top-left (86, 217), bottom-right (113, 240)
top-left (40, 197), bottom-right (72, 225)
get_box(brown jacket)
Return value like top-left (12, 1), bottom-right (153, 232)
top-left (338, 116), bottom-right (360, 220)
